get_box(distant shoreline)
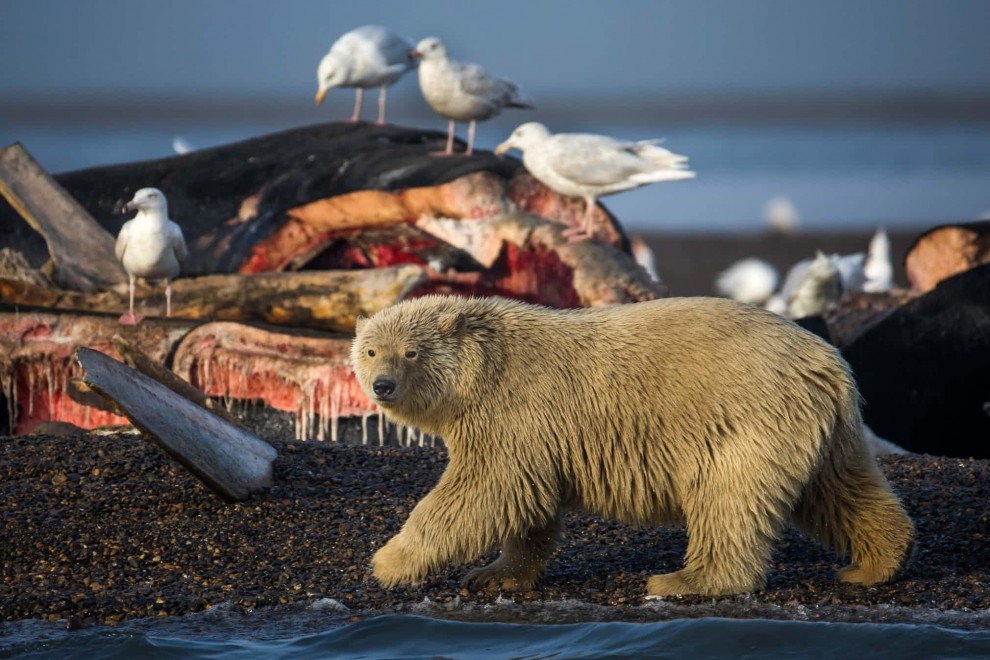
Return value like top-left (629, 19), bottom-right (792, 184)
top-left (4, 90), bottom-right (990, 128)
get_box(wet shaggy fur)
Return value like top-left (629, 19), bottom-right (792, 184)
top-left (351, 295), bottom-right (914, 597)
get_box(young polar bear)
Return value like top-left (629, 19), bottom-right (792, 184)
top-left (351, 295), bottom-right (914, 597)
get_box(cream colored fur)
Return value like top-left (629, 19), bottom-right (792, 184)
top-left (351, 295), bottom-right (914, 597)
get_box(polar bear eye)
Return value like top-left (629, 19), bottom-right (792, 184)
top-left (367, 349), bottom-right (376, 357)
top-left (405, 350), bottom-right (417, 359)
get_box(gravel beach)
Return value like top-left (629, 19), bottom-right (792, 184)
top-left (2, 429), bottom-right (988, 628)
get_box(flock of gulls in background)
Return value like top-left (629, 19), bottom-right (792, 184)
top-left (119, 23), bottom-right (895, 325)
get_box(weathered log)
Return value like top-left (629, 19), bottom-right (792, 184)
top-left (0, 143), bottom-right (127, 291)
top-left (1, 264), bottom-right (427, 333)
top-left (109, 335), bottom-right (241, 427)
top-left (904, 221), bottom-right (990, 293)
top-left (76, 347), bottom-right (277, 501)
top-left (842, 263), bottom-right (990, 458)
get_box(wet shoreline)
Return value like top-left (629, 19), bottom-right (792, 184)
top-left (2, 431), bottom-right (988, 628)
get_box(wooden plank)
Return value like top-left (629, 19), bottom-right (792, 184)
top-left (76, 347), bottom-right (277, 501)
top-left (0, 142), bottom-right (126, 292)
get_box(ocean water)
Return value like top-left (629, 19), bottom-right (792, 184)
top-left (4, 608), bottom-right (990, 660)
top-left (3, 119), bottom-right (990, 234)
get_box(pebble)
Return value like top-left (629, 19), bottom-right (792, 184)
top-left (1, 431), bottom-right (988, 625)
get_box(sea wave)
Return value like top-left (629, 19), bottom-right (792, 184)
top-left (4, 605), bottom-right (990, 660)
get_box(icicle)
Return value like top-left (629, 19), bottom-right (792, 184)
top-left (1, 365), bottom-right (16, 434)
top-left (318, 377), bottom-right (329, 442)
top-left (308, 383), bottom-right (317, 441)
top-left (26, 361), bottom-right (35, 416)
top-left (330, 381), bottom-right (341, 444)
top-left (46, 362), bottom-right (55, 420)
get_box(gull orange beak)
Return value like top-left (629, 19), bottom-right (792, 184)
top-left (315, 88), bottom-right (328, 105)
top-left (122, 200), bottom-right (137, 214)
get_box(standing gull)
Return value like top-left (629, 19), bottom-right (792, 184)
top-left (495, 122), bottom-right (695, 240)
top-left (115, 188), bottom-right (187, 325)
top-left (411, 37), bottom-right (532, 156)
top-left (315, 25), bottom-right (416, 124)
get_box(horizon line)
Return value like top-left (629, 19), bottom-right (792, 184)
top-left (3, 90), bottom-right (990, 128)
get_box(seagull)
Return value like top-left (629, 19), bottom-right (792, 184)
top-left (315, 25), bottom-right (416, 124)
top-left (715, 258), bottom-right (779, 305)
top-left (115, 188), bottom-right (187, 325)
top-left (863, 228), bottom-right (894, 292)
top-left (630, 235), bottom-right (661, 282)
top-left (763, 196), bottom-right (800, 234)
top-left (411, 37), bottom-right (532, 156)
top-left (495, 122), bottom-right (695, 241)
top-left (780, 251), bottom-right (843, 318)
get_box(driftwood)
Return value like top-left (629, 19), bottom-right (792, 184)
top-left (904, 221), bottom-right (990, 293)
top-left (76, 347), bottom-right (277, 501)
top-left (109, 335), bottom-right (241, 427)
top-left (1, 264), bottom-right (427, 333)
top-left (0, 143), bottom-right (127, 292)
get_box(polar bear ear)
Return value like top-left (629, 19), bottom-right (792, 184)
top-left (355, 315), bottom-right (368, 334)
top-left (437, 311), bottom-right (466, 337)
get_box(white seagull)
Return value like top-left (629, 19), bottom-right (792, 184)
top-left (411, 37), bottom-right (532, 156)
top-left (863, 228), bottom-right (894, 292)
top-left (315, 25), bottom-right (416, 124)
top-left (495, 122), bottom-right (695, 240)
top-left (115, 187), bottom-right (187, 325)
top-left (715, 258), bottom-right (779, 305)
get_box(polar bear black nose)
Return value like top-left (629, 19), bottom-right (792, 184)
top-left (373, 378), bottom-right (396, 397)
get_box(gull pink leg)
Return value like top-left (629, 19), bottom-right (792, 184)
top-left (563, 196), bottom-right (596, 242)
top-left (118, 275), bottom-right (143, 325)
top-left (349, 88), bottom-right (364, 123)
top-left (376, 86), bottom-right (388, 125)
top-left (465, 120), bottom-right (476, 156)
top-left (430, 119), bottom-right (457, 157)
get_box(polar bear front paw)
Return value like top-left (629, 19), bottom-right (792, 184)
top-left (371, 537), bottom-right (428, 587)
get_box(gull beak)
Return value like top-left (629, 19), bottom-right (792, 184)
top-left (409, 50), bottom-right (422, 60)
top-left (315, 88), bottom-right (328, 105)
top-left (493, 141), bottom-right (513, 157)
top-left (122, 200), bottom-right (137, 213)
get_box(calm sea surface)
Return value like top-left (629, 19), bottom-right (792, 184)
top-left (4, 608), bottom-right (990, 660)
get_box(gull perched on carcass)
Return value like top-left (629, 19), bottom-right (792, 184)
top-left (315, 25), bottom-right (417, 124)
top-left (495, 122), bottom-right (695, 241)
top-left (412, 37), bottom-right (532, 156)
